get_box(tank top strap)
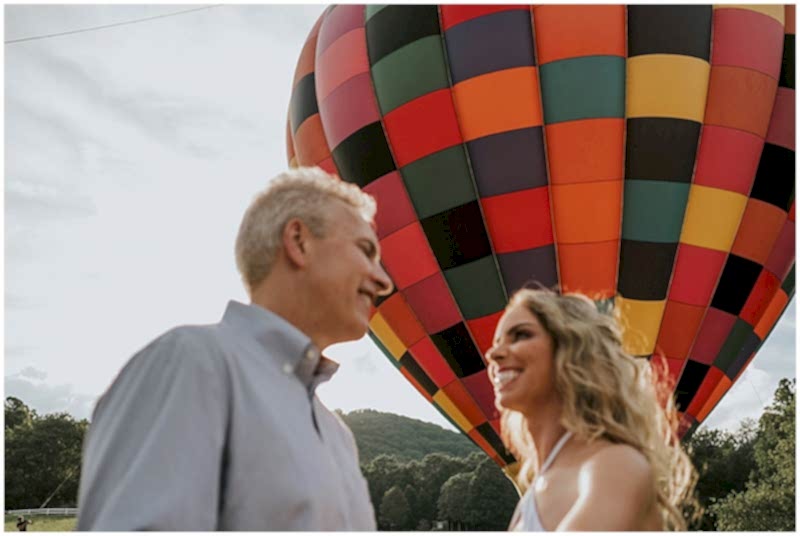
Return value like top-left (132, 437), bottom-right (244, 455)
top-left (540, 430), bottom-right (573, 474)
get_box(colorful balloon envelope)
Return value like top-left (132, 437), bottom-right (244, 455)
top-left (287, 5), bottom-right (795, 467)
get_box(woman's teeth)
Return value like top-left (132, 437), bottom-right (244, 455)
top-left (493, 370), bottom-right (521, 388)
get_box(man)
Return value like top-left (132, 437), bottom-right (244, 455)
top-left (16, 516), bottom-right (32, 531)
top-left (77, 167), bottom-right (393, 530)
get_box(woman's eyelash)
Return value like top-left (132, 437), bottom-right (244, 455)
top-left (512, 330), bottom-right (531, 341)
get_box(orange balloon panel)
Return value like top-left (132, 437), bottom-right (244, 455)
top-left (533, 5), bottom-right (626, 64)
top-left (545, 119), bottom-right (625, 185)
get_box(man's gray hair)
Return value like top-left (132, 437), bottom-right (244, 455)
top-left (235, 166), bottom-right (377, 295)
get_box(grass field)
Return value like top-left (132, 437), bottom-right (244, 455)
top-left (4, 515), bottom-right (77, 532)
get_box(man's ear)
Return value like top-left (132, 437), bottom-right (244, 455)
top-left (282, 218), bottom-right (311, 269)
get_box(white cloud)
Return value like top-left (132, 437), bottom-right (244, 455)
top-left (5, 372), bottom-right (97, 420)
top-left (17, 367), bottom-right (48, 381)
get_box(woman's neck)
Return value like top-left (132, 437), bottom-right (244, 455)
top-left (523, 402), bottom-right (569, 472)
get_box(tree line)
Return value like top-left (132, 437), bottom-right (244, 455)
top-left (4, 379), bottom-right (795, 530)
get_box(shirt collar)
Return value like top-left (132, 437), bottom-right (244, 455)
top-left (221, 300), bottom-right (339, 395)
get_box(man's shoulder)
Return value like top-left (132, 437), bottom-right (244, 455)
top-left (105, 324), bottom-right (228, 394)
top-left (136, 323), bottom-right (226, 364)
top-left (92, 323), bottom-right (230, 420)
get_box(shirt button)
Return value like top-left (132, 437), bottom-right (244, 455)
top-left (282, 362), bottom-right (294, 375)
top-left (305, 348), bottom-right (317, 360)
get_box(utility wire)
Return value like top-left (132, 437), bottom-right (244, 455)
top-left (5, 5), bottom-right (222, 45)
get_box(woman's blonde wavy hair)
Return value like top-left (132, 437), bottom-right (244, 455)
top-left (500, 289), bottom-right (699, 531)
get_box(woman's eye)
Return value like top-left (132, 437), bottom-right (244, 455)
top-left (513, 330), bottom-right (531, 341)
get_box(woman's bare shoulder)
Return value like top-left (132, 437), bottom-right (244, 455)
top-left (581, 441), bottom-right (653, 480)
top-left (556, 441), bottom-right (657, 530)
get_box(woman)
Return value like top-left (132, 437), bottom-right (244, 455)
top-left (486, 289), bottom-right (698, 531)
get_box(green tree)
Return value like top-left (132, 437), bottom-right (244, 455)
top-left (410, 452), bottom-right (474, 526)
top-left (5, 411), bottom-right (87, 509)
top-left (5, 397), bottom-right (35, 431)
top-left (711, 379), bottom-right (795, 531)
top-left (379, 485), bottom-right (410, 530)
top-left (686, 421), bottom-right (756, 530)
top-left (437, 472), bottom-right (472, 529)
top-left (465, 457), bottom-right (519, 530)
top-left (361, 454), bottom-right (408, 518)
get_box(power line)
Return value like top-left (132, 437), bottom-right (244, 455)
top-left (5, 5), bottom-right (222, 45)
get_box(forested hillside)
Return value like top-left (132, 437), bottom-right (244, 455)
top-left (340, 409), bottom-right (479, 462)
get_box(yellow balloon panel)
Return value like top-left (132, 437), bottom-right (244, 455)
top-left (369, 312), bottom-right (406, 360)
top-left (626, 54), bottom-right (711, 122)
top-left (615, 296), bottom-right (667, 356)
top-left (680, 185), bottom-right (749, 252)
top-left (432, 391), bottom-right (475, 433)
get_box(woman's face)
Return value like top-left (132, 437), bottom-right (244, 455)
top-left (486, 303), bottom-right (558, 414)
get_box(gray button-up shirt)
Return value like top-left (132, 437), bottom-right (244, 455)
top-left (77, 301), bottom-right (376, 530)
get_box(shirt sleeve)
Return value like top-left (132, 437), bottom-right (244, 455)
top-left (77, 327), bottom-right (230, 531)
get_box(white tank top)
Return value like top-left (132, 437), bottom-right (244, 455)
top-left (509, 431), bottom-right (573, 532)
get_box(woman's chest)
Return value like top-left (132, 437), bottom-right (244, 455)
top-left (533, 467), bottom-right (581, 530)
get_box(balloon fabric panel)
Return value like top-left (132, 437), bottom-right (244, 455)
top-left (401, 145), bottom-right (477, 219)
top-left (669, 6), bottom-right (790, 425)
top-left (374, 293), bottom-right (426, 349)
top-left (286, 4), bottom-right (796, 464)
top-left (533, 5), bottom-right (625, 301)
top-left (620, 6), bottom-right (712, 363)
top-left (689, 309), bottom-right (737, 365)
top-left (382, 89), bottom-right (463, 168)
top-left (439, 5), bottom-right (528, 32)
top-left (399, 354), bottom-right (439, 397)
top-left (317, 5), bottom-right (504, 464)
top-left (731, 200), bottom-right (786, 265)
top-left (443, 256), bottom-right (506, 320)
top-left (319, 73), bottom-right (379, 149)
top-left (657, 302), bottom-right (707, 363)
top-left (403, 273), bottom-right (462, 334)
top-left (317, 30), bottom-right (375, 102)
top-left (316, 4), bottom-right (362, 53)
top-left (668, 245), bottom-right (727, 306)
top-left (444, 9), bottom-right (536, 84)
top-left (532, 5), bottom-right (626, 64)
top-left (409, 337), bottom-right (458, 387)
top-left (362, 171), bottom-right (416, 240)
top-left (621, 181), bottom-right (690, 243)
top-left (497, 246), bottom-right (559, 295)
top-left (465, 127), bottom-right (549, 196)
top-left (627, 5), bottom-right (713, 59)
top-left (693, 127), bottom-right (765, 194)
top-left (365, 5), bottom-right (511, 451)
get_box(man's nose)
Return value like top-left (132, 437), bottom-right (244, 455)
top-left (374, 262), bottom-right (394, 296)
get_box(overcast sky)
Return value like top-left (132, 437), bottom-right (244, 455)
top-left (5, 4), bottom-right (796, 435)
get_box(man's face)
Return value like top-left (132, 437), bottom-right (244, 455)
top-left (306, 200), bottom-right (392, 347)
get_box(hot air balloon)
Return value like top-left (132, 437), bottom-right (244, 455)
top-left (286, 4), bottom-right (795, 469)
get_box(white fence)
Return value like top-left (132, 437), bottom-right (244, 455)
top-left (6, 508), bottom-right (78, 516)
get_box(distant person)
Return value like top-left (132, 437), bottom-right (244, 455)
top-left (485, 289), bottom-right (699, 531)
top-left (77, 167), bottom-right (393, 530)
top-left (16, 516), bottom-right (32, 531)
